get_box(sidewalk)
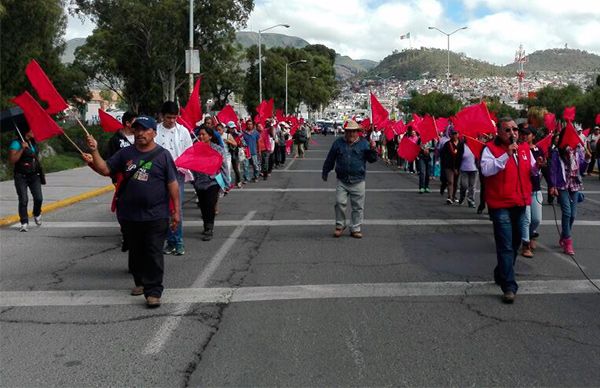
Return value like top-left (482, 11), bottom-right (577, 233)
top-left (0, 167), bottom-right (113, 227)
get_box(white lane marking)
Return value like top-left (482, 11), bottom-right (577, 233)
top-left (18, 219), bottom-right (600, 228)
top-left (185, 188), bottom-right (442, 193)
top-left (142, 211), bottom-right (255, 356)
top-left (283, 158), bottom-right (296, 171)
top-left (1, 279), bottom-right (598, 307)
top-left (583, 196), bottom-right (600, 205)
top-left (272, 170), bottom-right (397, 173)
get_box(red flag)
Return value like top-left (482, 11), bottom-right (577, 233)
top-left (595, 113), bottom-right (600, 125)
top-left (216, 104), bottom-right (239, 126)
top-left (582, 128), bottom-right (590, 137)
top-left (397, 135), bottom-right (421, 162)
top-left (98, 109), bottom-right (123, 133)
top-left (175, 141), bottom-right (223, 175)
top-left (464, 136), bottom-right (485, 161)
top-left (563, 106), bottom-right (576, 122)
top-left (416, 114), bottom-right (438, 144)
top-left (408, 113), bottom-right (423, 128)
top-left (177, 106), bottom-right (195, 132)
top-left (559, 121), bottom-right (584, 149)
top-left (535, 133), bottom-right (553, 157)
top-left (489, 111), bottom-right (498, 125)
top-left (543, 113), bottom-right (557, 133)
top-left (370, 92), bottom-right (389, 127)
top-left (360, 117), bottom-right (371, 129)
top-left (435, 117), bottom-right (449, 134)
top-left (453, 102), bottom-right (496, 137)
top-left (183, 78), bottom-right (202, 127)
top-left (384, 127), bottom-right (395, 141)
top-left (275, 109), bottom-right (285, 123)
top-left (394, 120), bottom-right (407, 135)
top-left (11, 91), bottom-right (64, 141)
top-left (24, 59), bottom-right (69, 115)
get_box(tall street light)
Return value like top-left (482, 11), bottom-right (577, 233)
top-left (428, 26), bottom-right (468, 93)
top-left (285, 59), bottom-right (307, 116)
top-left (259, 24), bottom-right (290, 102)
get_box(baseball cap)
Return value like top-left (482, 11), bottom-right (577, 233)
top-left (226, 121), bottom-right (236, 129)
top-left (132, 115), bottom-right (157, 130)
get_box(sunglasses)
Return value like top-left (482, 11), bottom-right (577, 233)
top-left (504, 127), bottom-right (518, 133)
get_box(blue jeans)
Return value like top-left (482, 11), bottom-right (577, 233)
top-left (166, 173), bottom-right (184, 248)
top-left (14, 172), bottom-right (43, 225)
top-left (558, 190), bottom-right (578, 239)
top-left (243, 154), bottom-right (260, 181)
top-left (489, 207), bottom-right (524, 293)
top-left (417, 157), bottom-right (431, 189)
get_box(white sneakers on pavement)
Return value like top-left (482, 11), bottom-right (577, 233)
top-left (34, 216), bottom-right (42, 226)
top-left (19, 223), bottom-right (28, 232)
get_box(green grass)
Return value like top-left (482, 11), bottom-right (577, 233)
top-left (40, 153), bottom-right (86, 173)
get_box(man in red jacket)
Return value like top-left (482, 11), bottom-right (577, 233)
top-left (481, 117), bottom-right (538, 304)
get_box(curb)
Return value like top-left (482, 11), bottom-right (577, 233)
top-left (0, 184), bottom-right (114, 228)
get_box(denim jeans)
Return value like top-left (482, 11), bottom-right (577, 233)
top-left (558, 190), bottom-right (578, 239)
top-left (527, 190), bottom-right (543, 239)
top-left (14, 173), bottom-right (43, 225)
top-left (335, 180), bottom-right (366, 232)
top-left (459, 171), bottom-right (477, 204)
top-left (243, 154), bottom-right (260, 181)
top-left (166, 173), bottom-right (184, 249)
top-left (489, 207), bottom-right (524, 293)
top-left (417, 157), bottom-right (431, 189)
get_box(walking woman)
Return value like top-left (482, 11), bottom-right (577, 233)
top-left (8, 127), bottom-right (44, 232)
top-left (548, 129), bottom-right (591, 255)
top-left (193, 127), bottom-right (228, 241)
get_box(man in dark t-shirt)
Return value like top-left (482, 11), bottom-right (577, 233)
top-left (84, 115), bottom-right (180, 308)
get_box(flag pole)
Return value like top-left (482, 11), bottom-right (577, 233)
top-left (76, 118), bottom-right (91, 136)
top-left (62, 132), bottom-right (85, 155)
top-left (13, 122), bottom-right (26, 143)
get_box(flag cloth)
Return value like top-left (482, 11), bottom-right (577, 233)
top-left (582, 128), bottom-right (590, 137)
top-left (11, 91), bottom-right (64, 141)
top-left (216, 104), bottom-right (239, 126)
top-left (453, 101), bottom-right (496, 137)
top-left (370, 92), bottom-right (389, 127)
top-left (98, 109), bottom-right (123, 133)
top-left (559, 121), bottom-right (583, 149)
top-left (464, 136), bottom-right (485, 160)
top-left (563, 106), bottom-right (576, 122)
top-left (543, 113), bottom-right (557, 133)
top-left (255, 99), bottom-right (273, 125)
top-left (400, 32), bottom-right (411, 39)
top-left (435, 117), bottom-right (449, 134)
top-left (360, 117), bottom-right (371, 130)
top-left (177, 106), bottom-right (195, 132)
top-left (535, 133), bottom-right (553, 157)
top-left (175, 141), bottom-right (223, 175)
top-left (183, 78), bottom-right (202, 127)
top-left (25, 59), bottom-right (69, 115)
top-left (394, 120), bottom-right (406, 135)
top-left (595, 113), bottom-right (600, 125)
top-left (275, 109), bottom-right (285, 123)
top-left (397, 135), bottom-right (421, 162)
top-left (416, 114), bottom-right (438, 144)
top-left (384, 126), bottom-right (395, 141)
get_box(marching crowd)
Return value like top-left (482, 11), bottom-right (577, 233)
top-left (8, 99), bottom-right (599, 307)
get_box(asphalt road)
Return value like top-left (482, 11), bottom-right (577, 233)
top-left (1, 135), bottom-right (599, 387)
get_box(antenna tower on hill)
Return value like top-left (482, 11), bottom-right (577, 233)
top-left (514, 44), bottom-right (527, 101)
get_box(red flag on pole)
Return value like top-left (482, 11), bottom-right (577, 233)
top-left (216, 104), bottom-right (239, 126)
top-left (360, 117), bottom-right (371, 130)
top-left (435, 117), bottom-right (449, 135)
top-left (464, 136), bottom-right (485, 161)
top-left (177, 106), bottom-right (195, 132)
top-left (11, 91), bottom-right (64, 141)
top-left (453, 102), bottom-right (496, 137)
top-left (384, 126), bottom-right (395, 141)
top-left (175, 141), bottom-right (223, 175)
top-left (559, 121), bottom-right (584, 149)
top-left (183, 78), bottom-right (202, 127)
top-left (595, 113), bottom-right (600, 125)
top-left (582, 128), bottom-right (590, 137)
top-left (397, 135), bottom-right (421, 162)
top-left (98, 109), bottom-right (123, 133)
top-left (275, 109), bottom-right (284, 123)
top-left (563, 106), bottom-right (576, 122)
top-left (25, 59), bottom-right (69, 115)
top-left (543, 113), bottom-right (557, 133)
top-left (416, 114), bottom-right (438, 144)
top-left (370, 92), bottom-right (389, 127)
top-left (535, 133), bottom-right (553, 157)
top-left (394, 120), bottom-right (406, 135)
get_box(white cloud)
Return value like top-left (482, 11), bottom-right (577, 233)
top-left (65, 0), bottom-right (600, 65)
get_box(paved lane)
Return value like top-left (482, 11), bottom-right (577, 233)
top-left (1, 134), bottom-right (599, 387)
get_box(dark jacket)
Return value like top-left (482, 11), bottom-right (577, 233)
top-left (322, 137), bottom-right (377, 184)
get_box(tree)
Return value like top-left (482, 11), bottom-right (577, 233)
top-left (1, 0), bottom-right (66, 108)
top-left (400, 91), bottom-right (462, 118)
top-left (72, 0), bottom-right (253, 113)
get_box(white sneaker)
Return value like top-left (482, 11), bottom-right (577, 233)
top-left (19, 223), bottom-right (28, 232)
top-left (34, 216), bottom-right (42, 226)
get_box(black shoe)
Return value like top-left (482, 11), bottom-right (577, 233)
top-left (121, 238), bottom-right (129, 252)
top-left (502, 291), bottom-right (516, 304)
top-left (202, 229), bottom-right (213, 241)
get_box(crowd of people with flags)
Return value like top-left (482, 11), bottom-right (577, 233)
top-left (6, 59), bottom-right (599, 306)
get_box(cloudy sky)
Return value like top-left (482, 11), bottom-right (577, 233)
top-left (66, 0), bottom-right (600, 65)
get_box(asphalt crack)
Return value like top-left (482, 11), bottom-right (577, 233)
top-left (47, 244), bottom-right (120, 287)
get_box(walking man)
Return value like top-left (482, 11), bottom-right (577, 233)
top-left (481, 117), bottom-right (537, 304)
top-left (85, 116), bottom-right (180, 308)
top-left (322, 120), bottom-right (377, 238)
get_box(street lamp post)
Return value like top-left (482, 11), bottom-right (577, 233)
top-left (259, 24), bottom-right (290, 102)
top-left (428, 26), bottom-right (468, 93)
top-left (285, 60), bottom-right (307, 116)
